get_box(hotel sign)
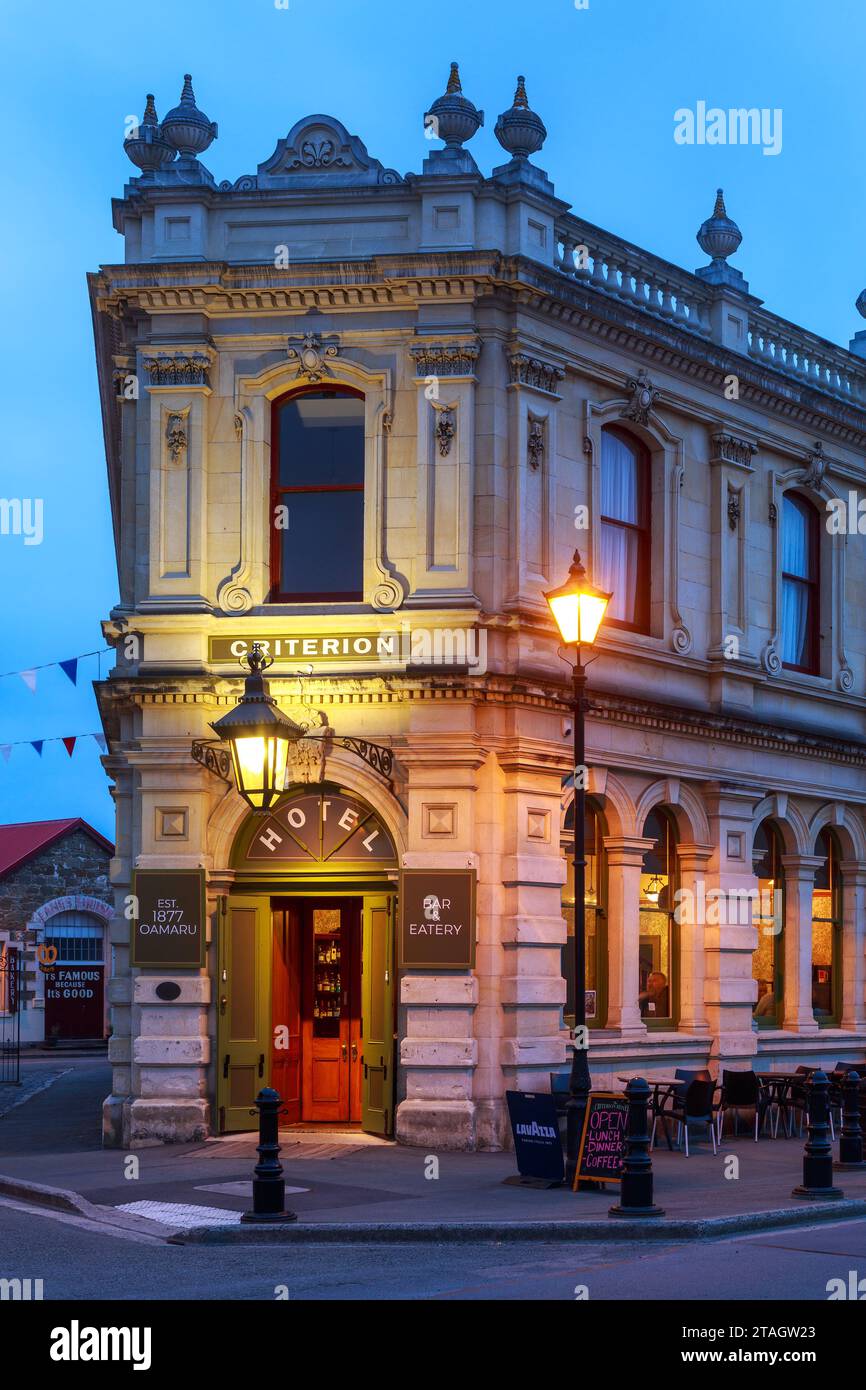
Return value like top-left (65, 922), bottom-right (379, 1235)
top-left (131, 869), bottom-right (206, 969)
top-left (398, 868), bottom-right (476, 969)
top-left (208, 628), bottom-right (485, 671)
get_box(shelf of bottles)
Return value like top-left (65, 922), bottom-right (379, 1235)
top-left (313, 932), bottom-right (342, 1039)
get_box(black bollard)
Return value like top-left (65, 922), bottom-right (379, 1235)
top-left (241, 1087), bottom-right (298, 1223)
top-left (792, 1070), bottom-right (844, 1199)
top-left (609, 1077), bottom-right (665, 1218)
top-left (836, 1070), bottom-right (864, 1169)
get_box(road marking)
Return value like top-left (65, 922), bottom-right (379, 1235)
top-left (116, 1200), bottom-right (243, 1228)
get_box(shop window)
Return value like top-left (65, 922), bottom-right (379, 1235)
top-left (751, 821), bottom-right (784, 1028)
top-left (780, 492), bottom-right (819, 674)
top-left (270, 388), bottom-right (365, 601)
top-left (598, 425), bottom-right (650, 632)
top-left (639, 808), bottom-right (677, 1028)
top-left (812, 828), bottom-right (842, 1024)
top-left (561, 799), bottom-right (607, 1029)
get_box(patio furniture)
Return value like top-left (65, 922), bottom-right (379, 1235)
top-left (652, 1078), bottom-right (718, 1157)
top-left (717, 1069), bottom-right (774, 1141)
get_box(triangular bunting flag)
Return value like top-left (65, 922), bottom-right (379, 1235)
top-left (20, 669), bottom-right (37, 693)
top-left (92, 733), bottom-right (107, 752)
top-left (59, 659), bottom-right (78, 686)
top-left (62, 736), bottom-right (77, 758)
top-left (31, 741), bottom-right (43, 756)
top-left (0, 746), bottom-right (10, 762)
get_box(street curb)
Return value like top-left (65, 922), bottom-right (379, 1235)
top-left (0, 1174), bottom-right (173, 1239)
top-left (170, 1197), bottom-right (866, 1244)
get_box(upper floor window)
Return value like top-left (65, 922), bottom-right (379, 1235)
top-left (598, 425), bottom-right (650, 632)
top-left (780, 492), bottom-right (819, 673)
top-left (270, 388), bottom-right (365, 602)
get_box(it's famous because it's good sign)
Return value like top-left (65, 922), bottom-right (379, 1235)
top-left (131, 869), bottom-right (206, 968)
top-left (398, 868), bottom-right (476, 969)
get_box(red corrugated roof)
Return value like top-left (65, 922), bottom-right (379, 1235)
top-left (0, 818), bottom-right (114, 878)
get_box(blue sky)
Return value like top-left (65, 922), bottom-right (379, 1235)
top-left (0, 0), bottom-right (863, 841)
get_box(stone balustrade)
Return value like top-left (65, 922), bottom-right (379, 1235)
top-left (554, 218), bottom-right (712, 339)
top-left (746, 308), bottom-right (866, 406)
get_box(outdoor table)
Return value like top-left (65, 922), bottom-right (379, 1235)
top-left (615, 1074), bottom-right (699, 1151)
top-left (755, 1072), bottom-right (806, 1137)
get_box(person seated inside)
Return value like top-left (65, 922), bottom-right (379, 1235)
top-left (753, 981), bottom-right (776, 1018)
top-left (638, 970), bottom-right (669, 1018)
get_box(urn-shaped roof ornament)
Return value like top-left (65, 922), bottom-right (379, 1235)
top-left (856, 288), bottom-right (866, 320)
top-left (494, 76), bottom-right (547, 160)
top-left (696, 189), bottom-right (742, 264)
top-left (425, 62), bottom-right (484, 150)
top-left (123, 93), bottom-right (177, 176)
top-left (161, 74), bottom-right (218, 159)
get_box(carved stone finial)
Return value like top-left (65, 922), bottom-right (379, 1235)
top-left (426, 61), bottom-right (484, 150)
top-left (495, 75), bottom-right (546, 159)
top-left (697, 187), bottom-right (742, 263)
top-left (161, 72), bottom-right (218, 159)
top-left (123, 92), bottom-right (177, 175)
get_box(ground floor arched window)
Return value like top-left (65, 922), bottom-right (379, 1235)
top-left (752, 820), bottom-right (785, 1028)
top-left (639, 809), bottom-right (677, 1028)
top-left (812, 828), bottom-right (842, 1024)
top-left (561, 800), bottom-right (607, 1029)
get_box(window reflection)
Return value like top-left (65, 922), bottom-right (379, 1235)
top-left (639, 810), bottom-right (675, 1024)
top-left (752, 821), bottom-right (784, 1027)
top-left (561, 801), bottom-right (605, 1027)
top-left (812, 828), bottom-right (841, 1023)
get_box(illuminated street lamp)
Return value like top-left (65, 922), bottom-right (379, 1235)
top-left (209, 644), bottom-right (303, 812)
top-left (545, 550), bottom-right (611, 1185)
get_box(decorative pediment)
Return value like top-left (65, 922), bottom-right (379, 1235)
top-left (254, 115), bottom-right (404, 188)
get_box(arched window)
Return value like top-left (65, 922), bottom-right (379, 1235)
top-left (781, 492), bottom-right (819, 673)
top-left (561, 799), bottom-right (607, 1028)
top-left (639, 809), bottom-right (677, 1027)
top-left (751, 821), bottom-right (784, 1028)
top-left (44, 910), bottom-right (105, 963)
top-left (270, 387), bottom-right (365, 601)
top-left (598, 425), bottom-right (651, 632)
top-left (812, 828), bottom-right (842, 1024)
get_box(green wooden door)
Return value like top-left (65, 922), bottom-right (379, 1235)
top-left (361, 893), bottom-right (395, 1137)
top-left (217, 896), bottom-right (272, 1132)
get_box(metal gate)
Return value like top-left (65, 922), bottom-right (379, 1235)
top-left (0, 949), bottom-right (22, 1085)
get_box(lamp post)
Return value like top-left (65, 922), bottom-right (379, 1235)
top-left (545, 550), bottom-right (611, 1186)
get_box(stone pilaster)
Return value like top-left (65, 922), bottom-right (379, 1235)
top-left (702, 784), bottom-right (763, 1066)
top-left (839, 861), bottom-right (866, 1032)
top-left (603, 836), bottom-right (653, 1039)
top-left (781, 854), bottom-right (824, 1035)
top-left (675, 843), bottom-right (714, 1035)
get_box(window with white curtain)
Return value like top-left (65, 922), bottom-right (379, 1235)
top-left (598, 426), bottom-right (650, 630)
top-left (781, 492), bottom-right (819, 673)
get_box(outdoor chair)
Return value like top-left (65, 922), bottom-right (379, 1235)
top-left (777, 1065), bottom-right (815, 1139)
top-left (652, 1078), bottom-right (718, 1157)
top-left (717, 1069), bottom-right (774, 1142)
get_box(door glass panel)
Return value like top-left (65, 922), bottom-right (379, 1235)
top-left (313, 909), bottom-right (342, 1039)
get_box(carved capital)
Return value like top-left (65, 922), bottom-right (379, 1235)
top-left (143, 351), bottom-right (212, 388)
top-left (709, 431), bottom-right (758, 470)
top-left (506, 349), bottom-right (565, 395)
top-left (409, 339), bottom-right (481, 377)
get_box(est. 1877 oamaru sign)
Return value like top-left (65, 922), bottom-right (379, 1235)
top-left (398, 868), bottom-right (476, 969)
top-left (131, 869), bottom-right (206, 969)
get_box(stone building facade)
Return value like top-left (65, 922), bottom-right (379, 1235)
top-left (91, 69), bottom-right (866, 1149)
top-left (0, 820), bottom-right (113, 1043)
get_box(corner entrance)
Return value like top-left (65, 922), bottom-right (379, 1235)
top-left (217, 784), bottom-right (400, 1139)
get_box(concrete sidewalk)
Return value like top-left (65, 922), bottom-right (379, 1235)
top-left (3, 1120), bottom-right (866, 1241)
